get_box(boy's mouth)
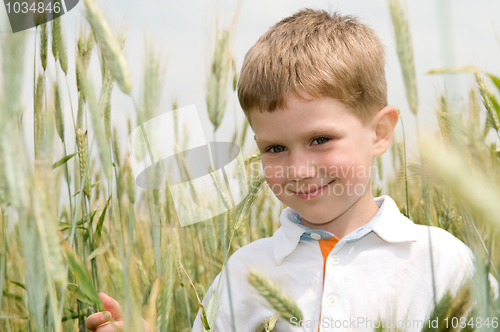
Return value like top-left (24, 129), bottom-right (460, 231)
top-left (292, 178), bottom-right (337, 195)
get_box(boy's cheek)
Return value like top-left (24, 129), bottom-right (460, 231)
top-left (264, 176), bottom-right (286, 193)
top-left (263, 178), bottom-right (294, 198)
top-left (261, 164), bottom-right (287, 181)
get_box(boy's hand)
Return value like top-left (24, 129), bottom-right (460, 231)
top-left (85, 292), bottom-right (150, 332)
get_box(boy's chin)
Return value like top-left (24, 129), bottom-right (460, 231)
top-left (301, 212), bottom-right (338, 225)
top-left (289, 205), bottom-right (341, 225)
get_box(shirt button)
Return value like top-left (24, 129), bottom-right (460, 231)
top-left (326, 294), bottom-right (338, 307)
top-left (310, 233), bottom-right (321, 240)
top-left (329, 254), bottom-right (340, 266)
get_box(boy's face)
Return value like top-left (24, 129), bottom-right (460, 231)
top-left (252, 93), bottom-right (397, 226)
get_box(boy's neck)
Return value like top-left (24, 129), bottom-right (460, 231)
top-left (298, 191), bottom-right (381, 240)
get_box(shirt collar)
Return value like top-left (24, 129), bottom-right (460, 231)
top-left (288, 200), bottom-right (381, 241)
top-left (272, 195), bottom-right (418, 265)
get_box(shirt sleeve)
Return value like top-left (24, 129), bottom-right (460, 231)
top-left (440, 233), bottom-right (500, 302)
top-left (192, 307), bottom-right (226, 332)
top-left (488, 272), bottom-right (499, 301)
top-left (430, 227), bottom-right (476, 302)
top-left (191, 249), bottom-right (277, 332)
top-left (192, 272), bottom-right (228, 332)
top-left (453, 241), bottom-right (500, 301)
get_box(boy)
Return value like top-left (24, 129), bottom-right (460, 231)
top-left (191, 8), bottom-right (493, 332)
top-left (86, 8), bottom-right (497, 332)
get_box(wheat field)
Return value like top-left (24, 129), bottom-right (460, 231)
top-left (0, 0), bottom-right (499, 331)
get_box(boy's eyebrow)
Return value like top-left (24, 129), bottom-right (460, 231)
top-left (256, 125), bottom-right (343, 146)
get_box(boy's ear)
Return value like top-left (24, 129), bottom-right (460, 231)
top-left (254, 134), bottom-right (256, 141)
top-left (371, 106), bottom-right (399, 157)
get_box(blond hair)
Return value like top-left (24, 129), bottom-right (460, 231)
top-left (237, 8), bottom-right (387, 126)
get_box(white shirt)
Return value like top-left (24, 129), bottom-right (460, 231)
top-left (192, 195), bottom-right (497, 332)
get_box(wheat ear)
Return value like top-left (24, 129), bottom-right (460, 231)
top-left (83, 0), bottom-right (132, 94)
top-left (388, 0), bottom-right (418, 116)
top-left (247, 268), bottom-right (303, 323)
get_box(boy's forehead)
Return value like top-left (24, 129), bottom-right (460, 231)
top-left (249, 91), bottom-right (378, 147)
top-left (254, 122), bottom-right (346, 144)
top-left (251, 99), bottom-right (358, 135)
top-left (253, 111), bottom-right (354, 145)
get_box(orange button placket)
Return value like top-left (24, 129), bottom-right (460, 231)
top-left (317, 236), bottom-right (340, 332)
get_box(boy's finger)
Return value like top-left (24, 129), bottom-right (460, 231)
top-left (95, 320), bottom-right (124, 332)
top-left (85, 311), bottom-right (112, 331)
top-left (98, 292), bottom-right (124, 320)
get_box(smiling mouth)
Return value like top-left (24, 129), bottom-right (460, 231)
top-left (293, 179), bottom-right (337, 194)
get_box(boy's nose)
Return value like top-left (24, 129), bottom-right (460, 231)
top-left (286, 155), bottom-right (317, 181)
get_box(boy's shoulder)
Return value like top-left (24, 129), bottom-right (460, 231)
top-left (394, 213), bottom-right (477, 296)
top-left (392, 211), bottom-right (475, 270)
top-left (407, 217), bottom-right (474, 260)
top-left (226, 237), bottom-right (275, 268)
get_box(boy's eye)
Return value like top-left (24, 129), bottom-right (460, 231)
top-left (312, 137), bottom-right (330, 145)
top-left (267, 145), bottom-right (286, 154)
